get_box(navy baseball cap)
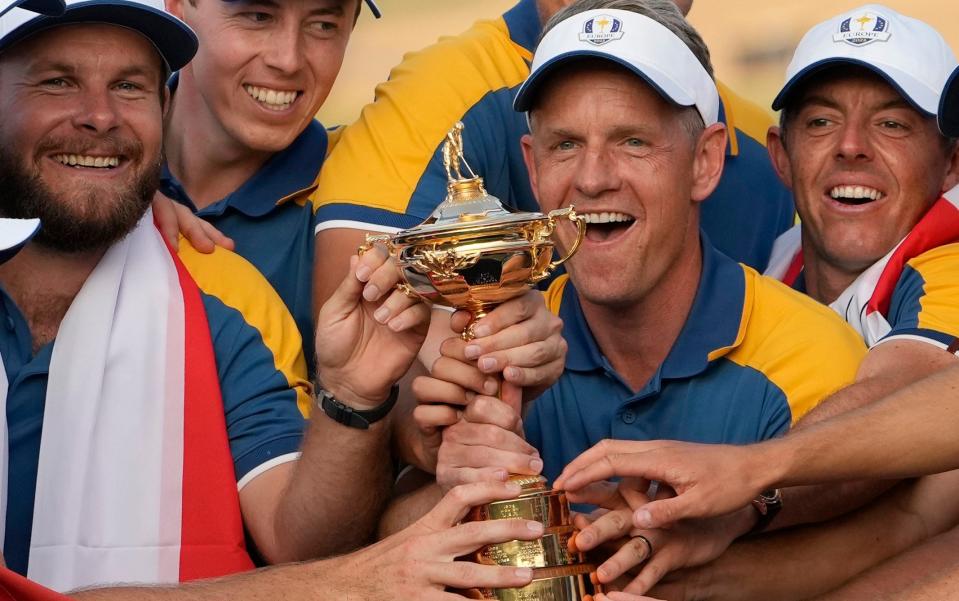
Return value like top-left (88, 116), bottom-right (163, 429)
top-left (939, 66), bottom-right (959, 137)
top-left (0, 0), bottom-right (64, 18)
top-left (0, 0), bottom-right (197, 71)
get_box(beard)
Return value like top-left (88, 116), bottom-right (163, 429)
top-left (0, 136), bottom-right (159, 253)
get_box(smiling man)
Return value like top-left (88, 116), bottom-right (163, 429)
top-left (159, 0), bottom-right (379, 375)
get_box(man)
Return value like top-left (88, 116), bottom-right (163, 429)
top-left (157, 0), bottom-right (380, 373)
top-left (401, 0), bottom-right (865, 550)
top-left (0, 0), bottom-right (546, 595)
top-left (553, 5), bottom-right (959, 598)
top-left (311, 0), bottom-right (795, 312)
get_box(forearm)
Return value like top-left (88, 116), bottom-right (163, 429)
top-left (378, 478), bottom-right (443, 539)
top-left (274, 409), bottom-right (393, 559)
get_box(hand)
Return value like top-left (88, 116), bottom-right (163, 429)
top-left (449, 289), bottom-right (566, 400)
top-left (433, 396), bottom-right (542, 492)
top-left (331, 480), bottom-right (539, 599)
top-left (555, 439), bottom-right (770, 529)
top-left (152, 191), bottom-right (234, 253)
top-left (315, 244), bottom-right (430, 408)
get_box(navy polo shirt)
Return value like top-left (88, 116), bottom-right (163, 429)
top-left (161, 112), bottom-right (326, 377)
top-left (527, 238), bottom-right (867, 484)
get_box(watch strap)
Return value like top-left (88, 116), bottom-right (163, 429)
top-left (749, 489), bottom-right (783, 534)
top-left (317, 386), bottom-right (398, 430)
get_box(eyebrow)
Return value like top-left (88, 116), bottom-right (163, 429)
top-left (234, 0), bottom-right (344, 14)
top-left (799, 94), bottom-right (914, 113)
top-left (24, 61), bottom-right (159, 81)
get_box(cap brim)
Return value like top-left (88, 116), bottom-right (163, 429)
top-left (0, 0), bottom-right (197, 71)
top-left (0, 218), bottom-right (40, 264)
top-left (1, 0), bottom-right (64, 17)
top-left (772, 57), bottom-right (938, 117)
top-left (939, 66), bottom-right (959, 137)
top-left (514, 51), bottom-right (696, 113)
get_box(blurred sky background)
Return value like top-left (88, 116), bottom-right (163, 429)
top-left (318, 0), bottom-right (959, 126)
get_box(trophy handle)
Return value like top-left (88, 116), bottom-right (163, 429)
top-left (546, 208), bottom-right (586, 271)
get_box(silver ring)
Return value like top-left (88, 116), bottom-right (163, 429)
top-left (636, 534), bottom-right (654, 559)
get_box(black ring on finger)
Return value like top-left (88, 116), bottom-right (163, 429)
top-left (636, 534), bottom-right (654, 559)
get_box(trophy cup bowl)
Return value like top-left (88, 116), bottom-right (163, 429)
top-left (365, 123), bottom-right (596, 600)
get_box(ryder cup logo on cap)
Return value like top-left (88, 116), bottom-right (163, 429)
top-left (514, 8), bottom-right (719, 127)
top-left (772, 4), bottom-right (957, 117)
top-left (579, 14), bottom-right (624, 46)
top-left (834, 10), bottom-right (891, 46)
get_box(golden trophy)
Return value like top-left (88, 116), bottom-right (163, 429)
top-left (364, 123), bottom-right (599, 600)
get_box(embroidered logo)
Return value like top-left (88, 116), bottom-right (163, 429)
top-left (833, 11), bottom-right (891, 46)
top-left (579, 14), bottom-right (624, 46)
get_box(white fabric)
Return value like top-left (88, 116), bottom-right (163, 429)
top-left (763, 224), bottom-right (802, 282)
top-left (776, 4), bottom-right (957, 114)
top-left (0, 211), bottom-right (186, 591)
top-left (515, 8), bottom-right (719, 125)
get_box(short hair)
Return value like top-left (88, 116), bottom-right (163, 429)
top-left (537, 0), bottom-right (713, 139)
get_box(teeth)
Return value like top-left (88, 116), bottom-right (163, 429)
top-left (53, 154), bottom-right (119, 168)
top-left (244, 85), bottom-right (298, 110)
top-left (581, 212), bottom-right (635, 224)
top-left (829, 185), bottom-right (882, 201)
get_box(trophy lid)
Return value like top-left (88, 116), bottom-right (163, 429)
top-left (389, 122), bottom-right (551, 245)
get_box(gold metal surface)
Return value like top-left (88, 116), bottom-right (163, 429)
top-left (467, 489), bottom-right (570, 528)
top-left (476, 527), bottom-right (580, 568)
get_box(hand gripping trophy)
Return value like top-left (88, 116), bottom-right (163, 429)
top-left (364, 124), bottom-right (600, 600)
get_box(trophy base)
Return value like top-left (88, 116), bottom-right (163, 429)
top-left (470, 564), bottom-right (602, 600)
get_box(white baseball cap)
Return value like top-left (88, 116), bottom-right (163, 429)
top-left (513, 8), bottom-right (719, 127)
top-left (0, 0), bottom-right (63, 18)
top-left (772, 4), bottom-right (957, 117)
top-left (0, 218), bottom-right (40, 264)
top-left (0, 0), bottom-right (197, 72)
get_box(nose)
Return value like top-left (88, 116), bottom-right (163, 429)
top-left (572, 146), bottom-right (620, 198)
top-left (262, 23), bottom-right (304, 75)
top-left (72, 86), bottom-right (121, 135)
top-left (834, 120), bottom-right (873, 163)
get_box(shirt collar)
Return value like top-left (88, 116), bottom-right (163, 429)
top-left (504, 0), bottom-right (541, 57)
top-left (161, 74), bottom-right (327, 218)
top-left (559, 234), bottom-right (748, 379)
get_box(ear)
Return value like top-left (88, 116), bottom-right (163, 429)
top-left (161, 84), bottom-right (172, 118)
top-left (689, 122), bottom-right (726, 203)
top-left (165, 0), bottom-right (185, 21)
top-left (766, 125), bottom-right (795, 190)
top-left (940, 140), bottom-right (959, 194)
top-left (520, 133), bottom-right (540, 199)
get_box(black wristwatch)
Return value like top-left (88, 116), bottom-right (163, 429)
top-left (749, 489), bottom-right (783, 534)
top-left (317, 386), bottom-right (398, 430)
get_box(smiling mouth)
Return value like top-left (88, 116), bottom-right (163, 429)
top-left (829, 185), bottom-right (884, 206)
top-left (581, 211), bottom-right (636, 242)
top-left (243, 84), bottom-right (300, 111)
top-left (52, 154), bottom-right (121, 169)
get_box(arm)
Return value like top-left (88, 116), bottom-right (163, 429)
top-left (34, 482), bottom-right (539, 601)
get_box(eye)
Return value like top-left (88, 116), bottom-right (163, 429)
top-left (308, 19), bottom-right (337, 32)
top-left (40, 77), bottom-right (71, 89)
top-left (242, 11), bottom-right (272, 23)
top-left (624, 137), bottom-right (645, 147)
top-left (808, 117), bottom-right (831, 128)
top-left (555, 140), bottom-right (577, 151)
top-left (880, 120), bottom-right (904, 129)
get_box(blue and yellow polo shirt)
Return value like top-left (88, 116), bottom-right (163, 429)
top-left (1, 241), bottom-right (310, 574)
top-left (161, 118), bottom-right (330, 376)
top-left (312, 0), bottom-right (794, 272)
top-left (525, 239), bottom-right (866, 483)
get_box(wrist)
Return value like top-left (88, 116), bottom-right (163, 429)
top-left (318, 378), bottom-right (392, 411)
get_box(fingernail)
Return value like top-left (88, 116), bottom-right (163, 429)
top-left (388, 317), bottom-right (405, 332)
top-left (464, 345), bottom-right (482, 359)
top-left (373, 307), bottom-right (390, 323)
top-left (504, 366), bottom-right (521, 380)
top-left (578, 531), bottom-right (593, 547)
top-left (480, 357), bottom-right (497, 371)
top-left (362, 284), bottom-right (380, 301)
top-left (506, 482), bottom-right (522, 494)
top-left (355, 265), bottom-right (372, 282)
top-left (590, 571), bottom-right (600, 585)
top-left (473, 324), bottom-right (491, 338)
top-left (526, 521), bottom-right (544, 535)
top-left (636, 508), bottom-right (653, 528)
top-left (493, 469), bottom-right (508, 481)
top-left (483, 379), bottom-right (499, 395)
top-left (515, 567), bottom-right (533, 580)
top-left (530, 457), bottom-right (543, 473)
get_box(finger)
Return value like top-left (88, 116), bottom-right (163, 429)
top-left (431, 356), bottom-right (498, 397)
top-left (413, 376), bottom-right (472, 407)
top-left (623, 554), bottom-right (673, 596)
top-left (359, 250), bottom-right (402, 303)
top-left (463, 395), bottom-right (523, 432)
top-left (449, 310), bottom-right (473, 336)
top-left (596, 534), bottom-right (655, 584)
top-left (632, 496), bottom-right (701, 530)
top-left (429, 519), bottom-right (544, 559)
top-left (436, 466), bottom-right (510, 491)
top-left (565, 480), bottom-right (626, 508)
top-left (599, 592), bottom-right (660, 601)
top-left (502, 355), bottom-right (566, 389)
top-left (423, 560), bottom-right (533, 591)
top-left (472, 332), bottom-right (566, 380)
top-left (151, 192), bottom-right (180, 251)
top-left (199, 219), bottom-right (234, 251)
top-left (425, 481), bottom-right (525, 526)
top-left (440, 440), bottom-right (542, 476)
top-left (557, 451), bottom-right (669, 494)
top-left (468, 290), bottom-right (550, 340)
top-left (573, 508), bottom-right (633, 552)
top-left (386, 301), bottom-right (431, 333)
top-left (555, 440), bottom-right (667, 489)
top-left (444, 421), bottom-right (537, 456)
top-left (172, 201), bottom-right (218, 254)
top-left (413, 403), bottom-right (461, 431)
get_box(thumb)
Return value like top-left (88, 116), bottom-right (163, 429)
top-left (322, 254), bottom-right (364, 320)
top-left (633, 495), bottom-right (697, 529)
